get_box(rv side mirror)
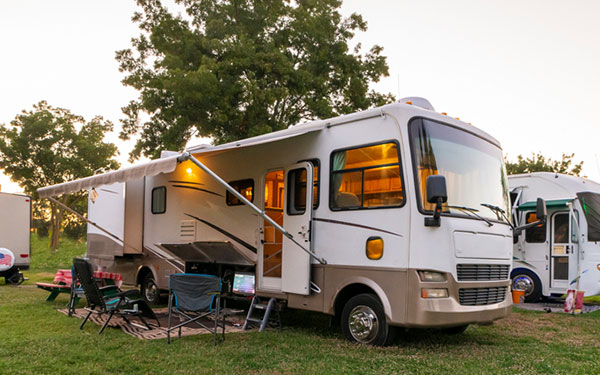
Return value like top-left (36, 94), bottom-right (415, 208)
top-left (536, 198), bottom-right (547, 222)
top-left (425, 175), bottom-right (448, 227)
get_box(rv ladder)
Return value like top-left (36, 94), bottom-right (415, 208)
top-left (242, 297), bottom-right (281, 332)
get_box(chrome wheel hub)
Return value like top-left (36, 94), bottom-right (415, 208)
top-left (348, 305), bottom-right (379, 343)
top-left (145, 281), bottom-right (159, 302)
top-left (513, 275), bottom-right (534, 296)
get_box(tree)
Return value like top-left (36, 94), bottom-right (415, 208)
top-left (117, 0), bottom-right (395, 159)
top-left (0, 101), bottom-right (120, 251)
top-left (505, 152), bottom-right (584, 176)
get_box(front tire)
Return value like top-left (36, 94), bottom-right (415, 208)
top-left (511, 269), bottom-right (542, 302)
top-left (341, 293), bottom-right (395, 346)
top-left (141, 273), bottom-right (161, 305)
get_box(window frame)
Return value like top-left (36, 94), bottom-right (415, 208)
top-left (151, 186), bottom-right (167, 214)
top-left (328, 139), bottom-right (406, 212)
top-left (286, 167), bottom-right (308, 216)
top-left (297, 158), bottom-right (320, 210)
top-left (226, 178), bottom-right (255, 206)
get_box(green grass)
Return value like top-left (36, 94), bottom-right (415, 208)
top-left (1, 239), bottom-right (599, 374)
top-left (29, 234), bottom-right (87, 273)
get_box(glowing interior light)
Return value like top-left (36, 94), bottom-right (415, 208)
top-left (186, 168), bottom-right (193, 174)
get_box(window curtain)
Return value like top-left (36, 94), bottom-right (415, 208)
top-left (332, 151), bottom-right (347, 193)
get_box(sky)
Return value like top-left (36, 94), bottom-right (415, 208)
top-left (1, 0), bottom-right (599, 193)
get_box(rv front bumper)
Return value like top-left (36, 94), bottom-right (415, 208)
top-left (402, 269), bottom-right (512, 328)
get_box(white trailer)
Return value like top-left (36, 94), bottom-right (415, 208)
top-left (0, 192), bottom-right (31, 284)
top-left (39, 98), bottom-right (517, 345)
top-left (509, 172), bottom-right (600, 302)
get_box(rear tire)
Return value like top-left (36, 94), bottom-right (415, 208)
top-left (141, 273), bottom-right (161, 305)
top-left (511, 269), bottom-right (542, 302)
top-left (341, 293), bottom-right (395, 346)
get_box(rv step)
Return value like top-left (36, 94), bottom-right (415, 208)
top-left (242, 296), bottom-right (281, 332)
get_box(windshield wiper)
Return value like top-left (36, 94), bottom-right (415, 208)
top-left (481, 203), bottom-right (514, 229)
top-left (447, 205), bottom-right (493, 227)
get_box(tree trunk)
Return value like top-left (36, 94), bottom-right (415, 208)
top-left (49, 197), bottom-right (66, 252)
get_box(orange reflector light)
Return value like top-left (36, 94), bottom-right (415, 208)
top-left (406, 101), bottom-right (412, 105)
top-left (366, 237), bottom-right (384, 260)
top-left (421, 288), bottom-right (449, 298)
top-left (441, 112), bottom-right (447, 115)
top-left (597, 264), bottom-right (600, 271)
top-left (455, 117), bottom-right (460, 120)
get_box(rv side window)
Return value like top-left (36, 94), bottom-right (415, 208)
top-left (525, 212), bottom-right (546, 243)
top-left (151, 186), bottom-right (166, 214)
top-left (330, 141), bottom-right (404, 210)
top-left (226, 179), bottom-right (254, 206)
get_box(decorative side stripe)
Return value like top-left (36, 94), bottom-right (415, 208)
top-left (512, 256), bottom-right (535, 269)
top-left (168, 180), bottom-right (205, 186)
top-left (313, 217), bottom-right (402, 237)
top-left (184, 213), bottom-right (257, 253)
top-left (172, 185), bottom-right (223, 197)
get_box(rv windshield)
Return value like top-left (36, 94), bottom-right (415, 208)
top-left (409, 118), bottom-right (511, 222)
top-left (577, 192), bottom-right (600, 241)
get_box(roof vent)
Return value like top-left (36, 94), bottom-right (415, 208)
top-left (399, 97), bottom-right (434, 111)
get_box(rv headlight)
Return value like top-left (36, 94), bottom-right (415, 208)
top-left (421, 288), bottom-right (449, 299)
top-left (418, 271), bottom-right (446, 282)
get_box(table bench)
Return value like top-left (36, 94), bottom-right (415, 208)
top-left (36, 269), bottom-right (123, 302)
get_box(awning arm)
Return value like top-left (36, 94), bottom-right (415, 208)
top-left (179, 152), bottom-right (327, 265)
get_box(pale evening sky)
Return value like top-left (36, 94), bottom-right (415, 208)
top-left (1, 0), bottom-right (599, 193)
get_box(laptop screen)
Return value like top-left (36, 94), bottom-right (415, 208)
top-left (232, 272), bottom-right (256, 295)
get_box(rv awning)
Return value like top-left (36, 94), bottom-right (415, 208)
top-left (186, 121), bottom-right (325, 155)
top-left (518, 198), bottom-right (575, 212)
top-left (37, 154), bottom-right (181, 198)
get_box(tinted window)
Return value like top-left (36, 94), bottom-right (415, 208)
top-left (330, 142), bottom-right (404, 210)
top-left (151, 186), bottom-right (166, 214)
top-left (287, 168), bottom-right (307, 215)
top-left (525, 212), bottom-right (546, 243)
top-left (226, 179), bottom-right (254, 206)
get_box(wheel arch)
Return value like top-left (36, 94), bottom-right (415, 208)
top-left (331, 277), bottom-right (392, 321)
top-left (136, 265), bottom-right (158, 287)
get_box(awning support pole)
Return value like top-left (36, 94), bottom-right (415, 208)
top-left (47, 196), bottom-right (139, 253)
top-left (179, 152), bottom-right (327, 265)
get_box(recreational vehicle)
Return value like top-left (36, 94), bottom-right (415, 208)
top-left (0, 192), bottom-right (31, 284)
top-left (510, 172), bottom-right (600, 302)
top-left (39, 98), bottom-right (516, 345)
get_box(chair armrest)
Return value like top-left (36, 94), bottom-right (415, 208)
top-left (99, 285), bottom-right (120, 292)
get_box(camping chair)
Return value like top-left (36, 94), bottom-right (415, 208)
top-left (167, 273), bottom-right (225, 345)
top-left (67, 265), bottom-right (85, 317)
top-left (73, 258), bottom-right (159, 334)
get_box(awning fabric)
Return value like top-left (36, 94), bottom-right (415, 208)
top-left (518, 198), bottom-right (574, 212)
top-left (37, 154), bottom-right (181, 198)
top-left (187, 122), bottom-right (325, 154)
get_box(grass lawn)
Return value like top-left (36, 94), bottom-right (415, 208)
top-left (1, 236), bottom-right (599, 374)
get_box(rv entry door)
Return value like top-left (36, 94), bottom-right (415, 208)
top-left (281, 162), bottom-right (314, 295)
top-left (550, 212), bottom-right (578, 290)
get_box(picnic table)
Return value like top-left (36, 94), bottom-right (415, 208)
top-left (36, 268), bottom-right (123, 302)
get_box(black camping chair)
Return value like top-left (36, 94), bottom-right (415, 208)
top-left (167, 273), bottom-right (225, 345)
top-left (73, 258), bottom-right (159, 334)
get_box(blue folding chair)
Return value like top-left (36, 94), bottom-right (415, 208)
top-left (167, 273), bottom-right (224, 345)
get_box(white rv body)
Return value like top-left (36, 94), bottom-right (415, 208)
top-left (509, 172), bottom-right (600, 300)
top-left (0, 192), bottom-right (31, 269)
top-left (44, 100), bottom-right (514, 338)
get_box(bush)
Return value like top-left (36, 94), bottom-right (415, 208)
top-left (32, 218), bottom-right (49, 238)
top-left (63, 221), bottom-right (86, 240)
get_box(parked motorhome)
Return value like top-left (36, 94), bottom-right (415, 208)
top-left (510, 172), bottom-right (600, 302)
top-left (39, 98), bottom-right (515, 345)
top-left (0, 192), bottom-right (31, 284)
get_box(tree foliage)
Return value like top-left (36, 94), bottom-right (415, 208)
top-left (505, 152), bottom-right (584, 176)
top-left (0, 101), bottom-right (120, 250)
top-left (117, 0), bottom-right (395, 159)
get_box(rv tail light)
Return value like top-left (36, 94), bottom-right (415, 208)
top-left (20, 254), bottom-right (29, 258)
top-left (418, 271), bottom-right (446, 282)
top-left (366, 237), bottom-right (384, 260)
top-left (421, 288), bottom-right (448, 298)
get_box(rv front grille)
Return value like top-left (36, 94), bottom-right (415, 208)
top-left (458, 287), bottom-right (507, 306)
top-left (456, 264), bottom-right (510, 281)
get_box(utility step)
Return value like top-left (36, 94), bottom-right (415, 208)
top-left (245, 317), bottom-right (263, 323)
top-left (253, 304), bottom-right (268, 310)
